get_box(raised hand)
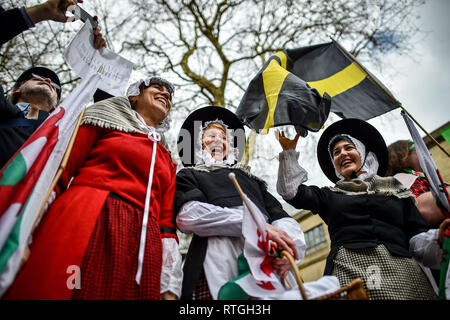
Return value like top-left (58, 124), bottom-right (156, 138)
top-left (275, 129), bottom-right (301, 151)
top-left (93, 25), bottom-right (107, 49)
top-left (27, 0), bottom-right (84, 24)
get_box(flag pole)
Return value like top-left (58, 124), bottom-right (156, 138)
top-left (228, 172), bottom-right (267, 242)
top-left (228, 172), bottom-right (309, 299)
top-left (31, 107), bottom-right (87, 233)
top-left (331, 38), bottom-right (450, 158)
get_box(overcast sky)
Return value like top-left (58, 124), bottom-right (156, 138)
top-left (368, 0), bottom-right (450, 139)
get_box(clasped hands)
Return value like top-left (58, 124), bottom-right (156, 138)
top-left (267, 224), bottom-right (299, 279)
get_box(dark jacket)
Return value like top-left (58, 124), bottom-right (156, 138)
top-left (0, 6), bottom-right (48, 168)
top-left (174, 167), bottom-right (288, 221)
top-left (0, 85), bottom-right (49, 169)
top-left (286, 184), bottom-right (428, 275)
top-left (174, 166), bottom-right (290, 299)
top-left (0, 6), bottom-right (33, 46)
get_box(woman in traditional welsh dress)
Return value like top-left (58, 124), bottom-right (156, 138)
top-left (4, 77), bottom-right (182, 300)
top-left (174, 106), bottom-right (306, 300)
top-left (275, 118), bottom-right (437, 299)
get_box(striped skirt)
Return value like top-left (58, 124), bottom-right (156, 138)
top-left (331, 244), bottom-right (437, 300)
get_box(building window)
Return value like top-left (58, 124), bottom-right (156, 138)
top-left (304, 224), bottom-right (327, 255)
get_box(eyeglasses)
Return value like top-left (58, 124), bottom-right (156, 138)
top-left (408, 141), bottom-right (415, 151)
top-left (30, 73), bottom-right (61, 91)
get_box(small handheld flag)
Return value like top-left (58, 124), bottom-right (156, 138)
top-left (218, 173), bottom-right (285, 299)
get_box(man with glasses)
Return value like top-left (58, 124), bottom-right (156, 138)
top-left (0, 66), bottom-right (62, 168)
top-left (11, 68), bottom-right (62, 117)
top-left (0, 1), bottom-right (106, 168)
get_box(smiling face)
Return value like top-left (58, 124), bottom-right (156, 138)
top-left (202, 124), bottom-right (228, 161)
top-left (332, 139), bottom-right (363, 179)
top-left (132, 83), bottom-right (172, 126)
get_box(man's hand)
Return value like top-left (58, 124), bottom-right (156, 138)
top-left (27, 0), bottom-right (84, 24)
top-left (26, 1), bottom-right (107, 49)
top-left (267, 224), bottom-right (299, 260)
top-left (275, 130), bottom-right (301, 151)
top-left (93, 25), bottom-right (107, 49)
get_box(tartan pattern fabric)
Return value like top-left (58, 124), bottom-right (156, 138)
top-left (72, 195), bottom-right (162, 300)
top-left (191, 268), bottom-right (213, 300)
top-left (410, 176), bottom-right (431, 198)
top-left (331, 244), bottom-right (437, 300)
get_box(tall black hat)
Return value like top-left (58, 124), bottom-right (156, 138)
top-left (317, 118), bottom-right (388, 183)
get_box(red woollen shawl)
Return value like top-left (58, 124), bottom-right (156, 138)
top-left (4, 98), bottom-right (177, 299)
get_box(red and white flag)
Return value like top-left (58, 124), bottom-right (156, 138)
top-left (235, 195), bottom-right (285, 298)
top-left (0, 74), bottom-right (102, 296)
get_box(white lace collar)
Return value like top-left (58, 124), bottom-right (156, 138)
top-left (194, 119), bottom-right (240, 167)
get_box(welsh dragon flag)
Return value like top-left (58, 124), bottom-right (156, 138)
top-left (218, 195), bottom-right (285, 299)
top-left (0, 74), bottom-right (101, 296)
top-left (217, 194), bottom-right (343, 300)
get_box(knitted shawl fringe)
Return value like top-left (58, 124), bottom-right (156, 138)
top-left (326, 175), bottom-right (416, 204)
top-left (81, 96), bottom-right (146, 134)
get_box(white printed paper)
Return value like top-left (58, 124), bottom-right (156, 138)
top-left (64, 20), bottom-right (134, 96)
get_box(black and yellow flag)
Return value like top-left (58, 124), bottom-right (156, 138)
top-left (236, 51), bottom-right (331, 134)
top-left (236, 40), bottom-right (398, 134)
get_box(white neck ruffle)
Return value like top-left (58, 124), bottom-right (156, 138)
top-left (194, 119), bottom-right (240, 167)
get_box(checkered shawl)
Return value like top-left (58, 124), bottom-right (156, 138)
top-left (332, 244), bottom-right (437, 300)
top-left (327, 175), bottom-right (416, 204)
top-left (81, 96), bottom-right (147, 134)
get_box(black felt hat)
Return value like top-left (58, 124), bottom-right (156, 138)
top-left (317, 118), bottom-right (388, 183)
top-left (177, 106), bottom-right (246, 167)
top-left (14, 66), bottom-right (62, 101)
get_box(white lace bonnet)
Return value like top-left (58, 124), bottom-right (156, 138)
top-left (126, 76), bottom-right (175, 133)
